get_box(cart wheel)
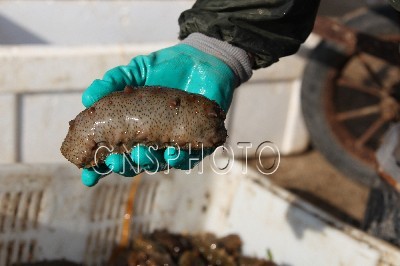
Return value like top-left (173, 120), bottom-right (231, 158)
top-left (301, 6), bottom-right (400, 188)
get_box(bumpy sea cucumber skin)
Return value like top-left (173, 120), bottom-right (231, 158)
top-left (60, 86), bottom-right (227, 168)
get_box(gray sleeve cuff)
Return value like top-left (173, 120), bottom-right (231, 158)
top-left (181, 32), bottom-right (253, 86)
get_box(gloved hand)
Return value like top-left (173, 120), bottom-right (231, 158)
top-left (81, 33), bottom-right (252, 186)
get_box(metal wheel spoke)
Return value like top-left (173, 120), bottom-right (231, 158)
top-left (356, 53), bottom-right (384, 88)
top-left (355, 117), bottom-right (386, 148)
top-left (337, 77), bottom-right (381, 97)
top-left (336, 104), bottom-right (381, 121)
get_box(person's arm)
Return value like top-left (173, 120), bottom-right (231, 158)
top-left (179, 0), bottom-right (320, 69)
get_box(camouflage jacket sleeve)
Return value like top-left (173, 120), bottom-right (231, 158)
top-left (178, 0), bottom-right (320, 69)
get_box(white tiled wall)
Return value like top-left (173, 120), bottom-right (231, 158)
top-left (0, 1), bottom-right (320, 164)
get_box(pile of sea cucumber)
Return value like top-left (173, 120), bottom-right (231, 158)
top-left (111, 230), bottom-right (275, 266)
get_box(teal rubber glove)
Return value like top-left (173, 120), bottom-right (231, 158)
top-left (81, 33), bottom-right (252, 186)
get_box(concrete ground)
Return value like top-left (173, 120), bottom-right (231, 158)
top-left (250, 150), bottom-right (370, 227)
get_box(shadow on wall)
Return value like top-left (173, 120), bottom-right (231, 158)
top-left (0, 15), bottom-right (47, 45)
top-left (284, 198), bottom-right (326, 240)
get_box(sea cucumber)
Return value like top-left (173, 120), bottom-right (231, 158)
top-left (60, 86), bottom-right (227, 168)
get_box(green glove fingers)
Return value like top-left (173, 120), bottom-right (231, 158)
top-left (164, 146), bottom-right (187, 169)
top-left (81, 164), bottom-right (109, 187)
top-left (131, 145), bottom-right (168, 172)
top-left (105, 153), bottom-right (141, 177)
top-left (82, 79), bottom-right (116, 108)
top-left (82, 64), bottom-right (147, 108)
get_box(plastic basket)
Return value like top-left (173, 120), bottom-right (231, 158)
top-left (1, 161), bottom-right (400, 266)
top-left (0, 164), bottom-right (133, 265)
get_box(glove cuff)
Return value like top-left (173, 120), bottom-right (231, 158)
top-left (181, 32), bottom-right (253, 86)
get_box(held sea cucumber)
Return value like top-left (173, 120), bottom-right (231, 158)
top-left (60, 86), bottom-right (227, 168)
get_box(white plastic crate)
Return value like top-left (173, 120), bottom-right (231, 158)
top-left (1, 161), bottom-right (400, 265)
top-left (0, 164), bottom-right (133, 265)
